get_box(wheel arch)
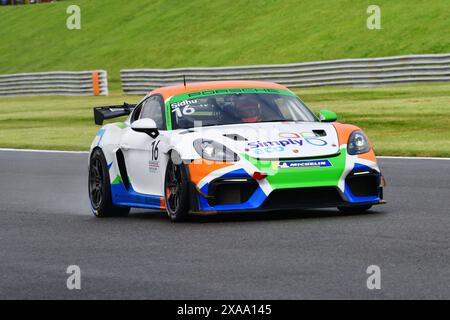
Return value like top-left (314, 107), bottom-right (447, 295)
top-left (164, 148), bottom-right (199, 213)
top-left (89, 145), bottom-right (102, 159)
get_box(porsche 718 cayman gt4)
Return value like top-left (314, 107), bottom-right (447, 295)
top-left (89, 81), bottom-right (385, 221)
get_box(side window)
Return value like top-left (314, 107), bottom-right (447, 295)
top-left (130, 104), bottom-right (142, 123)
top-left (140, 95), bottom-right (165, 129)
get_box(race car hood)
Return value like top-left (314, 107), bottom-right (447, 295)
top-left (179, 121), bottom-right (341, 160)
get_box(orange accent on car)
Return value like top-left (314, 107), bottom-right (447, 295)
top-left (160, 196), bottom-right (166, 209)
top-left (188, 161), bottom-right (233, 185)
top-left (92, 71), bottom-right (100, 96)
top-left (332, 122), bottom-right (360, 147)
top-left (358, 149), bottom-right (377, 163)
top-left (150, 80), bottom-right (289, 100)
top-left (333, 123), bottom-right (378, 163)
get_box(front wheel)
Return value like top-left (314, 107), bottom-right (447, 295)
top-left (338, 205), bottom-right (372, 214)
top-left (164, 157), bottom-right (189, 222)
top-left (88, 149), bottom-right (130, 217)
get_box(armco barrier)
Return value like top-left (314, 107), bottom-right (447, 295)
top-left (0, 70), bottom-right (108, 96)
top-left (120, 54), bottom-right (450, 94)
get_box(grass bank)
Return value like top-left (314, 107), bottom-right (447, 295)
top-left (1, 0), bottom-right (450, 90)
top-left (1, 83), bottom-right (449, 156)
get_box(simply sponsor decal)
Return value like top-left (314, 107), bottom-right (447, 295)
top-left (246, 132), bottom-right (329, 155)
top-left (275, 159), bottom-right (332, 169)
top-left (247, 138), bottom-right (303, 148)
top-left (279, 131), bottom-right (328, 146)
top-left (246, 138), bottom-right (303, 155)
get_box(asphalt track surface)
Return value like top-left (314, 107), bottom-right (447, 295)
top-left (0, 150), bottom-right (449, 299)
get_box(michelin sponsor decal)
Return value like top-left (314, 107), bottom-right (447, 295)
top-left (274, 159), bottom-right (332, 169)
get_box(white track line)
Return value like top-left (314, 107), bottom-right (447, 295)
top-left (377, 156), bottom-right (450, 161)
top-left (0, 148), bottom-right (88, 154)
top-left (1, 148), bottom-right (449, 160)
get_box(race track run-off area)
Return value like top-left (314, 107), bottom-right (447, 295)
top-left (0, 150), bottom-right (449, 299)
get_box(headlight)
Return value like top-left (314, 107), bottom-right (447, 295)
top-left (347, 130), bottom-right (370, 155)
top-left (193, 139), bottom-right (240, 162)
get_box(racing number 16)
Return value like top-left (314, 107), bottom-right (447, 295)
top-left (150, 140), bottom-right (160, 161)
top-left (172, 105), bottom-right (195, 117)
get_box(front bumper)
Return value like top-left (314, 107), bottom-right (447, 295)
top-left (188, 151), bottom-right (384, 214)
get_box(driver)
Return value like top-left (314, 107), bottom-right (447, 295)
top-left (234, 97), bottom-right (262, 123)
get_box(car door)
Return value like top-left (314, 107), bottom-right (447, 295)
top-left (119, 95), bottom-right (167, 196)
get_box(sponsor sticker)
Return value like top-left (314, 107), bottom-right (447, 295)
top-left (276, 159), bottom-right (332, 169)
top-left (247, 138), bottom-right (303, 149)
top-left (148, 160), bottom-right (160, 173)
top-left (170, 99), bottom-right (198, 109)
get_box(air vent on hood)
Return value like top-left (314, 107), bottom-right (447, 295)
top-left (312, 130), bottom-right (327, 137)
top-left (223, 133), bottom-right (247, 141)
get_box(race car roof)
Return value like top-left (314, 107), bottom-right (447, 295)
top-left (149, 80), bottom-right (289, 98)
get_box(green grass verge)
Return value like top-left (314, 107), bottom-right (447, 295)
top-left (1, 83), bottom-right (449, 156)
top-left (1, 0), bottom-right (450, 91)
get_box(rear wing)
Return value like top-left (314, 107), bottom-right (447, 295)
top-left (93, 103), bottom-right (136, 125)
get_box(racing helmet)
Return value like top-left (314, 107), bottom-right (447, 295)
top-left (234, 96), bottom-right (262, 123)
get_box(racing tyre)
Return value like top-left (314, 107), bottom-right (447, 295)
top-left (164, 156), bottom-right (189, 222)
top-left (89, 149), bottom-right (130, 217)
top-left (337, 205), bottom-right (372, 214)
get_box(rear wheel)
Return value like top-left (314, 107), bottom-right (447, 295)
top-left (89, 149), bottom-right (130, 217)
top-left (164, 156), bottom-right (189, 222)
top-left (338, 205), bottom-right (372, 214)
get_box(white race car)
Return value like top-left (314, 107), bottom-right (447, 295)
top-left (89, 81), bottom-right (385, 221)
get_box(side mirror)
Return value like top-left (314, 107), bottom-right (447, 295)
top-left (319, 110), bottom-right (337, 122)
top-left (131, 118), bottom-right (159, 138)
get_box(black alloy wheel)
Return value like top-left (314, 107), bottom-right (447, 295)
top-left (164, 156), bottom-right (189, 222)
top-left (88, 149), bottom-right (130, 217)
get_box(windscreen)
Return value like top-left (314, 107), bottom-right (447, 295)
top-left (167, 88), bottom-right (318, 129)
